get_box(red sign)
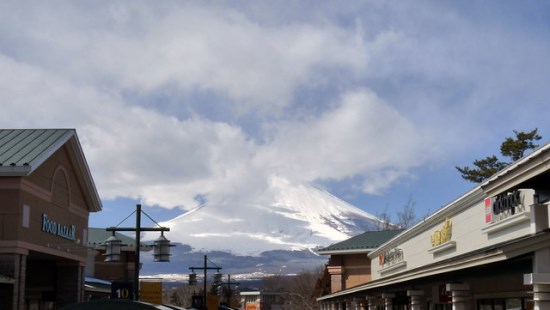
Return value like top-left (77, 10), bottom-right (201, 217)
top-left (484, 198), bottom-right (493, 223)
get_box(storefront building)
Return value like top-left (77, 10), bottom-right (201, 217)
top-left (0, 129), bottom-right (102, 310)
top-left (84, 227), bottom-right (153, 301)
top-left (318, 141), bottom-right (550, 310)
top-left (317, 230), bottom-right (403, 295)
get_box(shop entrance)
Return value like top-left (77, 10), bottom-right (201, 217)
top-left (0, 282), bottom-right (14, 309)
top-left (24, 250), bottom-right (83, 310)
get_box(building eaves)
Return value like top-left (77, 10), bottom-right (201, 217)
top-left (370, 141), bottom-right (550, 259)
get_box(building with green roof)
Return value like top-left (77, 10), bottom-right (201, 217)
top-left (317, 229), bottom-right (403, 294)
top-left (86, 228), bottom-right (152, 286)
top-left (0, 129), bottom-right (102, 310)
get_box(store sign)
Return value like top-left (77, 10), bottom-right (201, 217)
top-left (485, 190), bottom-right (527, 224)
top-left (379, 248), bottom-right (404, 267)
top-left (431, 217), bottom-right (452, 247)
top-left (41, 213), bottom-right (76, 241)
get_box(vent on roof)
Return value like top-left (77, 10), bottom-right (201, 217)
top-left (9, 163), bottom-right (16, 166)
top-left (23, 163), bottom-right (29, 166)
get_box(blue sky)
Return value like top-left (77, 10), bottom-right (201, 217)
top-left (1, 1), bottom-right (550, 228)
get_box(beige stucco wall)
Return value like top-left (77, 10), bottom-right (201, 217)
top-left (370, 188), bottom-right (537, 280)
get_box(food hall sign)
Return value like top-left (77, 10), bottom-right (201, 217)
top-left (41, 213), bottom-right (76, 241)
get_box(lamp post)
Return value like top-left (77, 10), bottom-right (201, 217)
top-left (104, 204), bottom-right (172, 301)
top-left (188, 255), bottom-right (222, 310)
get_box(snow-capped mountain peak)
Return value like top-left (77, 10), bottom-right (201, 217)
top-left (152, 176), bottom-right (385, 256)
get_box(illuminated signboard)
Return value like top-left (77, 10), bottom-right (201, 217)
top-left (431, 217), bottom-right (452, 247)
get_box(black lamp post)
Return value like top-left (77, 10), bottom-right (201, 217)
top-left (188, 255), bottom-right (222, 310)
top-left (104, 204), bottom-right (172, 301)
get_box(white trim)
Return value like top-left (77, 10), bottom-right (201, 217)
top-left (369, 188), bottom-right (485, 258)
top-left (481, 211), bottom-right (531, 235)
top-left (481, 142), bottom-right (550, 196)
top-left (66, 136), bottom-right (103, 212)
top-left (317, 249), bottom-right (374, 255)
top-left (379, 261), bottom-right (407, 275)
top-left (524, 273), bottom-right (550, 285)
top-left (428, 241), bottom-right (456, 255)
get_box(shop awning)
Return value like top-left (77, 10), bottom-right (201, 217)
top-left (84, 277), bottom-right (111, 294)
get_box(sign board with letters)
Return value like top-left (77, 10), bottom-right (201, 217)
top-left (41, 213), bottom-right (76, 241)
top-left (485, 189), bottom-right (532, 224)
top-left (111, 282), bottom-right (133, 300)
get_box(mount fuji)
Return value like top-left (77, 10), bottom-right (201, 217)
top-left (140, 176), bottom-right (388, 279)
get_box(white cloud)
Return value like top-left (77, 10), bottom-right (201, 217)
top-left (0, 1), bottom-right (367, 115)
top-left (2, 1), bottom-right (550, 215)
top-left (0, 48), bottom-right (427, 208)
top-left (256, 89), bottom-right (430, 194)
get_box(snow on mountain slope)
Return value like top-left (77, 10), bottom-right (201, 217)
top-left (148, 176), bottom-right (385, 255)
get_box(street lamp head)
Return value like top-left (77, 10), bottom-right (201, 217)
top-left (153, 232), bottom-right (173, 262)
top-left (213, 271), bottom-right (223, 285)
top-left (188, 272), bottom-right (198, 285)
top-left (104, 233), bottom-right (122, 262)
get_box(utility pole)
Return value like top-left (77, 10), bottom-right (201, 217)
top-left (223, 274), bottom-right (240, 306)
top-left (106, 204), bottom-right (171, 301)
top-left (189, 255), bottom-right (222, 310)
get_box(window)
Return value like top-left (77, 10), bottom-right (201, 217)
top-left (22, 204), bottom-right (30, 228)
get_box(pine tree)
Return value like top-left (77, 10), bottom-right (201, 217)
top-left (456, 129), bottom-right (542, 183)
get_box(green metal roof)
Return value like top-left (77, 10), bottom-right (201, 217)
top-left (0, 129), bottom-right (73, 172)
top-left (88, 227), bottom-right (152, 250)
top-left (88, 228), bottom-right (138, 246)
top-left (317, 229), bottom-right (404, 255)
top-left (0, 129), bottom-right (102, 212)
